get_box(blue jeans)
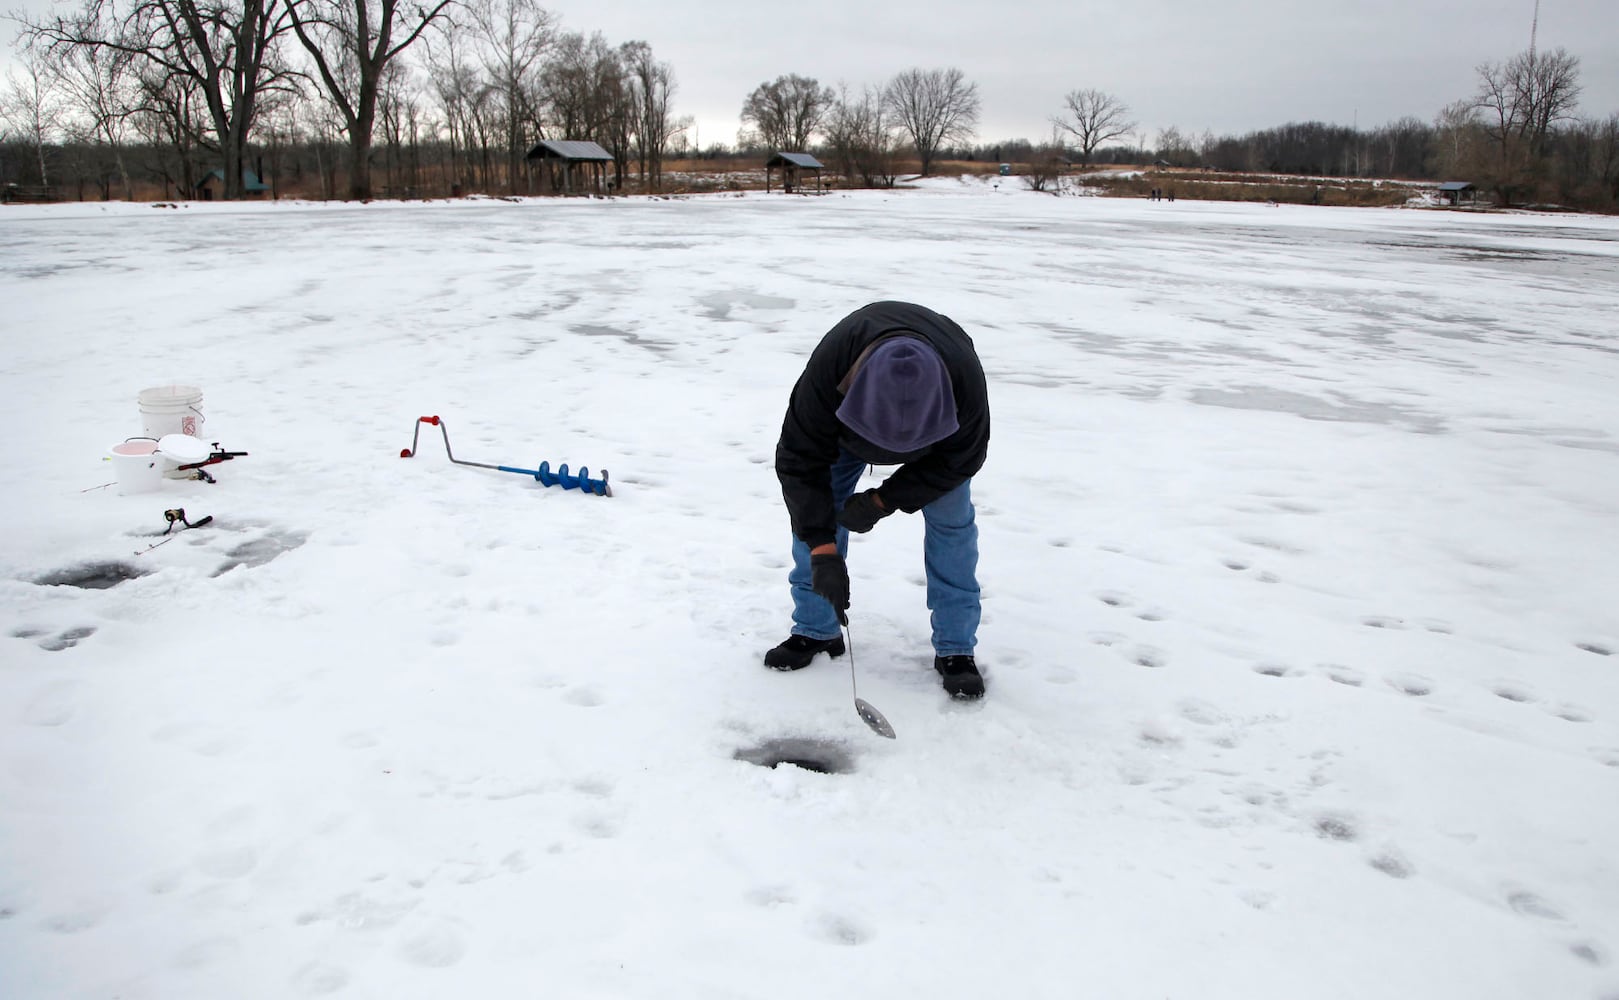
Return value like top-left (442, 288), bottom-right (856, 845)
top-left (788, 449), bottom-right (980, 656)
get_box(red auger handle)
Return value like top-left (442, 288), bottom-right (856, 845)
top-left (419, 415), bottom-right (440, 425)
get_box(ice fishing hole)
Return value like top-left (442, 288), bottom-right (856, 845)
top-left (33, 562), bottom-right (149, 590)
top-left (734, 738), bottom-right (854, 775)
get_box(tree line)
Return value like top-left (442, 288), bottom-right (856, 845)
top-left (2, 3), bottom-right (1615, 211)
top-left (2, 0), bottom-right (680, 200)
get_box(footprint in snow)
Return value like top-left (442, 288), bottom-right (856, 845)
top-left (39, 626), bottom-right (97, 652)
top-left (1361, 615), bottom-right (1406, 630)
top-left (1545, 703), bottom-right (1592, 723)
top-left (1384, 672), bottom-right (1433, 697)
top-left (562, 686), bottom-right (604, 707)
top-left (1575, 641), bottom-right (1611, 656)
top-left (1320, 664), bottom-right (1365, 687)
top-left (573, 811), bottom-right (620, 839)
top-left (570, 776), bottom-right (614, 799)
top-left (1239, 535), bottom-right (1305, 555)
top-left (1505, 888), bottom-right (1566, 923)
top-left (1312, 811), bottom-right (1360, 842)
top-left (1129, 645), bottom-right (1166, 669)
top-left (1177, 699), bottom-right (1225, 725)
top-left (1096, 590), bottom-right (1132, 608)
top-left (1367, 848), bottom-right (1415, 879)
top-left (1569, 941), bottom-right (1607, 967)
top-left (1489, 681), bottom-right (1537, 703)
top-left (810, 912), bottom-right (872, 946)
top-left (1253, 662), bottom-right (1302, 679)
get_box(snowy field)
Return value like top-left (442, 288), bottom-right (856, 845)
top-left (2, 178), bottom-right (1618, 1000)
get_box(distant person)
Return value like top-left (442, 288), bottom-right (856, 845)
top-left (767, 301), bottom-right (991, 699)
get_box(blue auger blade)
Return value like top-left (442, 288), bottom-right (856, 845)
top-left (495, 460), bottom-right (611, 496)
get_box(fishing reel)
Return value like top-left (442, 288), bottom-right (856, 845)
top-left (162, 508), bottom-right (214, 534)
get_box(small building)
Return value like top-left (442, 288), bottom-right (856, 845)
top-left (765, 152), bottom-right (824, 194)
top-left (525, 139), bottom-right (615, 195)
top-left (1, 182), bottom-right (61, 203)
top-left (196, 168), bottom-right (270, 200)
top-left (1437, 181), bottom-right (1478, 207)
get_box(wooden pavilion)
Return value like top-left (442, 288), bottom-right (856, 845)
top-left (526, 140), bottom-right (616, 195)
top-left (765, 152), bottom-right (825, 194)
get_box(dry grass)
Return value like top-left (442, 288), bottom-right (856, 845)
top-left (1077, 168), bottom-right (1416, 208)
top-left (50, 159), bottom-right (1421, 208)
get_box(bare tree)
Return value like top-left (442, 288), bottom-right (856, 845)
top-left (1053, 88), bottom-right (1135, 167)
top-left (621, 40), bottom-right (677, 190)
top-left (132, 67), bottom-right (207, 197)
top-left (535, 30), bottom-right (627, 188)
top-left (1593, 114), bottom-right (1619, 203)
top-left (1154, 124), bottom-right (1195, 166)
top-left (739, 74), bottom-right (832, 152)
top-left (422, 24), bottom-right (488, 192)
top-left (825, 82), bottom-right (897, 187)
top-left (1021, 145), bottom-right (1067, 193)
top-left (286, 0), bottom-right (454, 200)
top-left (539, 30), bottom-right (620, 141)
top-left (1370, 115), bottom-right (1431, 178)
top-left (1, 56), bottom-right (65, 184)
top-left (52, 42), bottom-right (142, 198)
top-left (883, 67), bottom-right (978, 176)
top-left (1431, 99), bottom-right (1482, 180)
top-left (375, 58), bottom-right (416, 193)
top-left (1473, 47), bottom-right (1580, 204)
top-left (467, 0), bottom-right (554, 194)
top-left (23, 0), bottom-right (297, 199)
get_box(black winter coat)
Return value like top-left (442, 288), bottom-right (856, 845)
top-left (775, 301), bottom-right (990, 548)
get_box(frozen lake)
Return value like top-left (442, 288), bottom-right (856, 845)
top-left (2, 181), bottom-right (1618, 999)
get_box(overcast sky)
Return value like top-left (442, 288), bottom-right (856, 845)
top-left (5, 0), bottom-right (1617, 147)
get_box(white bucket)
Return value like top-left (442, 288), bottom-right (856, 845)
top-left (110, 439), bottom-right (164, 494)
top-left (139, 385), bottom-right (206, 439)
top-left (156, 433), bottom-right (211, 479)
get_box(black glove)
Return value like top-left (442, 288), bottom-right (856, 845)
top-left (837, 489), bottom-right (892, 534)
top-left (810, 552), bottom-right (850, 625)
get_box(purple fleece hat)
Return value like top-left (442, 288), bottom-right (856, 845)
top-left (836, 339), bottom-right (959, 453)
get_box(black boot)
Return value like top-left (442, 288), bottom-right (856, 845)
top-left (935, 655), bottom-right (985, 700)
top-left (764, 634), bottom-right (846, 671)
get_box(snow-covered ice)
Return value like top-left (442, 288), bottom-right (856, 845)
top-left (2, 178), bottom-right (1617, 999)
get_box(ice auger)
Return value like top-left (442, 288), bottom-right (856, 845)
top-left (400, 416), bottom-right (611, 497)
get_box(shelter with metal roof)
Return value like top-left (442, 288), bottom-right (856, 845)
top-left (525, 140), bottom-right (615, 195)
top-left (765, 152), bottom-right (824, 194)
top-left (1437, 181), bottom-right (1478, 207)
top-left (196, 167), bottom-right (270, 200)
